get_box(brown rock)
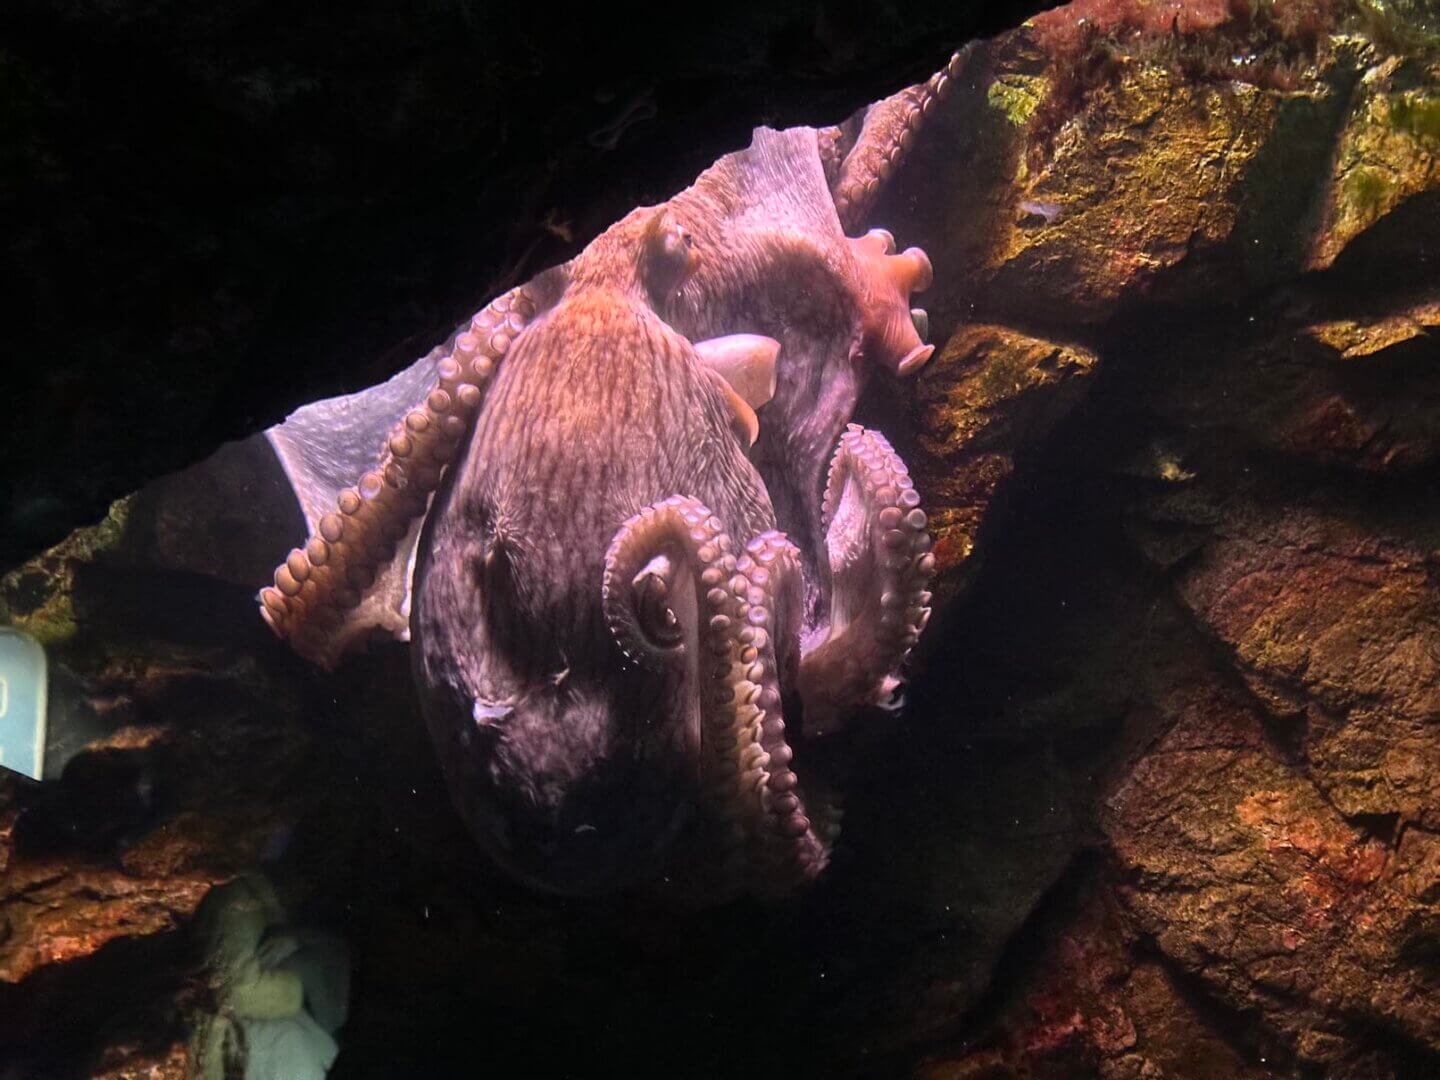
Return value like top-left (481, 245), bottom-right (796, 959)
top-left (1310, 53), bottom-right (1440, 269)
top-left (912, 323), bottom-right (1098, 598)
top-left (1104, 666), bottom-right (1440, 1066)
top-left (916, 877), bottom-right (1280, 1078)
top-left (91, 1041), bottom-right (188, 1079)
top-left (1305, 298), bottom-right (1440, 358)
top-left (0, 863), bottom-right (214, 985)
top-left (1168, 493), bottom-right (1440, 827)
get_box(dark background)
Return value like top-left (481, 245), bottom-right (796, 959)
top-left (1, 0), bottom-right (1055, 569)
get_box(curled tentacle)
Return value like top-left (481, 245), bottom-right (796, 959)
top-left (260, 284), bottom-right (541, 668)
top-left (799, 424), bottom-right (935, 736)
top-left (603, 496), bottom-right (749, 887)
top-left (831, 47), bottom-right (973, 232)
top-left (734, 531), bottom-right (832, 895)
top-left (601, 502), bottom-right (715, 676)
top-left (602, 500), bottom-right (828, 896)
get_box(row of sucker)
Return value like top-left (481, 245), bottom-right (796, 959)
top-left (816, 125), bottom-right (847, 189)
top-left (259, 285), bottom-right (538, 668)
top-left (601, 498), bottom-right (831, 898)
top-left (806, 424), bottom-right (935, 711)
top-left (832, 47), bottom-right (970, 231)
top-left (732, 531), bottom-right (833, 896)
top-left (601, 496), bottom-right (751, 894)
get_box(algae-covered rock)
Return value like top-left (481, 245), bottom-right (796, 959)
top-left (878, 0), bottom-right (1365, 327)
top-left (910, 323), bottom-right (1098, 598)
top-left (1103, 674), bottom-right (1440, 1067)
top-left (1312, 51), bottom-right (1440, 267)
top-left (984, 62), bottom-right (1300, 318)
top-left (0, 497), bottom-right (131, 647)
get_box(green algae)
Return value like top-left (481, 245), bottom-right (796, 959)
top-left (987, 76), bottom-right (1047, 127)
top-left (1349, 0), bottom-right (1440, 59)
top-left (1341, 164), bottom-right (1398, 216)
top-left (1389, 91), bottom-right (1440, 138)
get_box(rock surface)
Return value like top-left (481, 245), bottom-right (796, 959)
top-left (3, 0), bottom-right (1440, 1076)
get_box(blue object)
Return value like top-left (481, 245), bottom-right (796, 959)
top-left (0, 628), bottom-right (47, 781)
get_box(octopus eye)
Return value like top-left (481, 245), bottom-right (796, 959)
top-left (604, 537), bottom-right (697, 669)
top-left (635, 564), bottom-right (683, 649)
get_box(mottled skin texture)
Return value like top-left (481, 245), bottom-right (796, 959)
top-left (261, 65), bottom-right (959, 895)
top-left (415, 218), bottom-right (778, 891)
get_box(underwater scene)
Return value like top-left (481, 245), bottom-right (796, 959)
top-left (4, 0), bottom-right (1440, 1075)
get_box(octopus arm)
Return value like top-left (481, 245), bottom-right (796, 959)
top-left (797, 425), bottom-right (935, 735)
top-left (258, 283), bottom-right (551, 669)
top-left (263, 345), bottom-right (441, 664)
top-left (829, 46), bottom-right (974, 231)
top-left (267, 348), bottom-right (443, 545)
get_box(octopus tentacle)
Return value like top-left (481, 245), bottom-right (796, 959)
top-left (798, 424), bottom-right (935, 736)
top-left (733, 531), bottom-right (831, 895)
top-left (831, 46), bottom-right (973, 232)
top-left (260, 284), bottom-right (540, 668)
top-left (817, 124), bottom-right (848, 191)
top-left (602, 500), bottom-right (829, 896)
top-left (849, 228), bottom-right (935, 377)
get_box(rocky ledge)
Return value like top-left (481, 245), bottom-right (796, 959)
top-left (3, 0), bottom-right (1440, 1076)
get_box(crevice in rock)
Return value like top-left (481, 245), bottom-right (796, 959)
top-left (0, 927), bottom-right (190, 1076)
top-left (1344, 1018), bottom-right (1440, 1078)
top-left (1343, 809), bottom-right (1403, 847)
top-left (914, 849), bottom-right (1110, 1060)
top-left (1129, 930), bottom-right (1297, 1072)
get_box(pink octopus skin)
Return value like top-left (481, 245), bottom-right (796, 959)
top-left (262, 92), bottom-right (953, 897)
top-left (413, 216), bottom-right (779, 893)
top-left (411, 128), bottom-right (932, 896)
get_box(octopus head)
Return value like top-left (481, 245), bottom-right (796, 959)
top-left (423, 528), bottom-right (714, 897)
top-left (458, 672), bottom-right (701, 896)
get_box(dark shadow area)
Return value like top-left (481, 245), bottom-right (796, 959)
top-left (0, 0), bottom-right (1060, 570)
top-left (0, 929), bottom-right (190, 1078)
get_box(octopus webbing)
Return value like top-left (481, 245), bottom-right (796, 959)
top-left (258, 53), bottom-right (964, 898)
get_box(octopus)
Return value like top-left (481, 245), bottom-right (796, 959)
top-left (258, 52), bottom-right (968, 898)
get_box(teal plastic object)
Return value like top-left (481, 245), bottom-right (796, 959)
top-left (0, 628), bottom-right (47, 781)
